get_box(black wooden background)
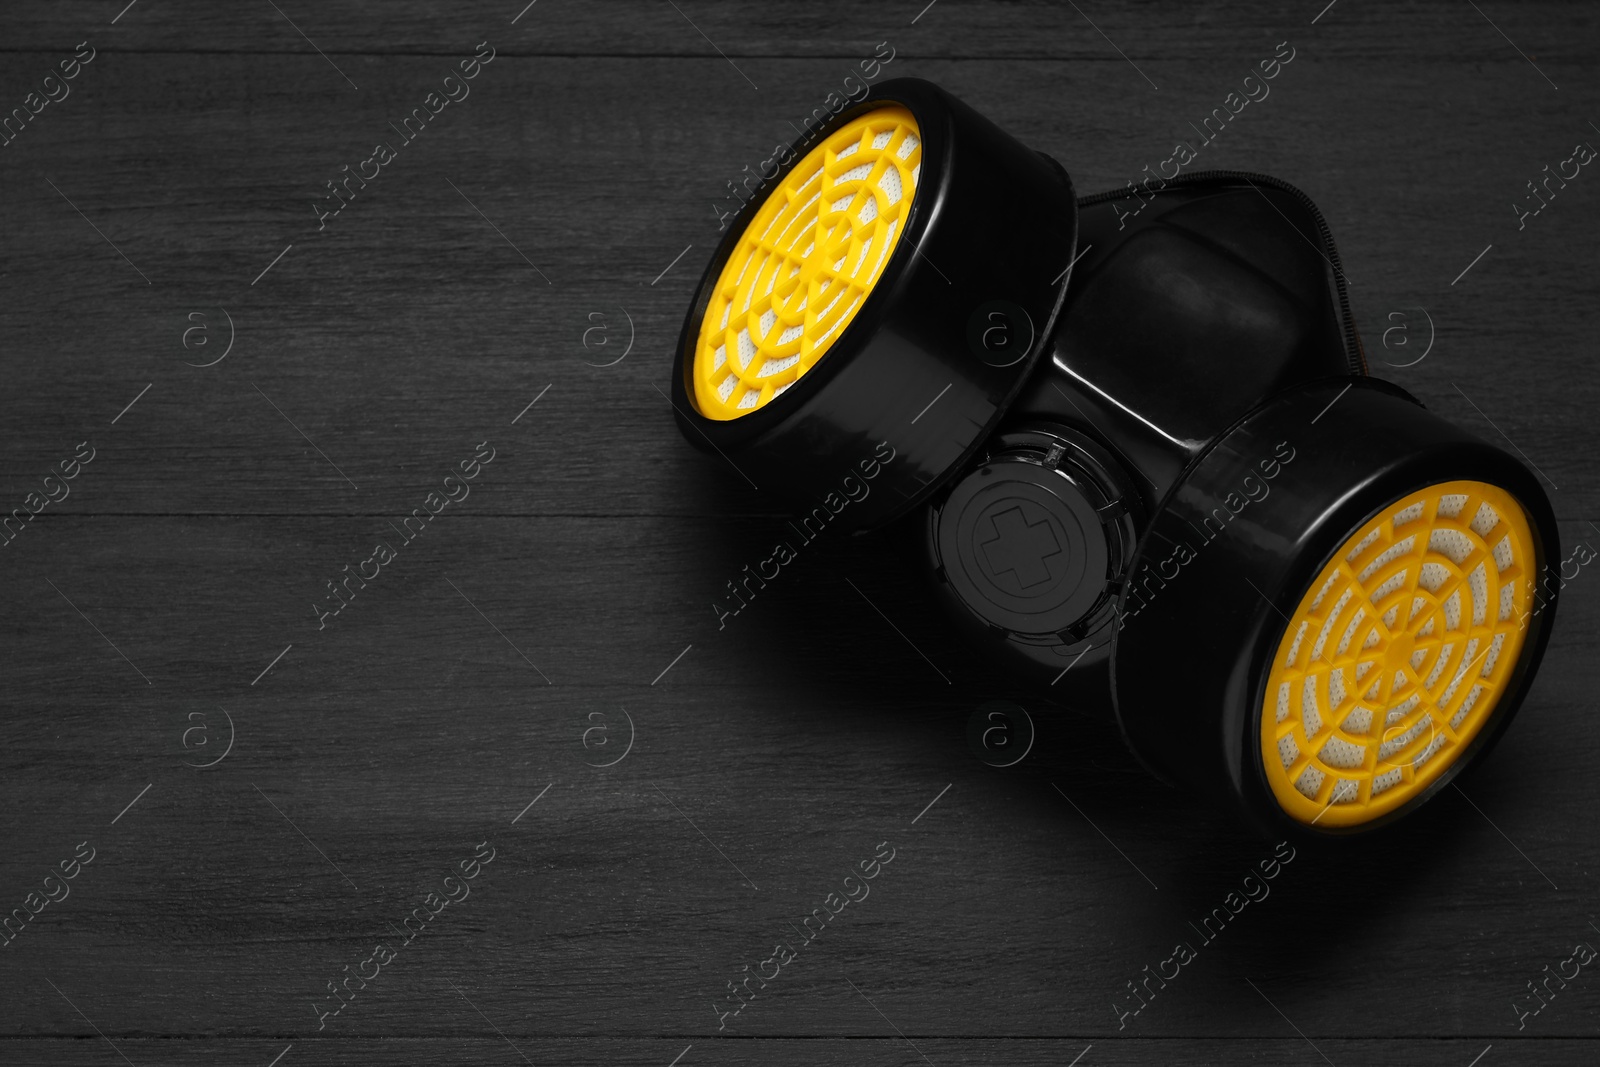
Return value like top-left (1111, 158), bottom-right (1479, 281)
top-left (2, 2), bottom-right (1598, 1064)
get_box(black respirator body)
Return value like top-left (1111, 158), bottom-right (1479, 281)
top-left (669, 79), bottom-right (1560, 838)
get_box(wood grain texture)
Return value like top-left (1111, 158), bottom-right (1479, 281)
top-left (2, 2), bottom-right (1599, 1064)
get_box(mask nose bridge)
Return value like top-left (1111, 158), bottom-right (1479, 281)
top-left (1003, 175), bottom-right (1361, 538)
top-left (927, 173), bottom-right (1374, 697)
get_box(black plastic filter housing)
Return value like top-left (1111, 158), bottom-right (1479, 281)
top-left (670, 77), bottom-right (1562, 838)
top-left (671, 79), bottom-right (1079, 530)
top-left (1113, 378), bottom-right (1560, 837)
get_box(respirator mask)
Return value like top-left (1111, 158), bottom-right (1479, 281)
top-left (669, 78), bottom-right (1559, 837)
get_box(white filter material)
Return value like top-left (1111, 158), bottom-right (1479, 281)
top-left (1360, 536), bottom-right (1416, 582)
top-left (1310, 572), bottom-right (1341, 611)
top-left (1346, 527), bottom-right (1383, 563)
top-left (814, 284), bottom-right (847, 325)
top-left (1419, 562), bottom-right (1450, 592)
top-left (1469, 562), bottom-right (1489, 626)
top-left (1414, 732), bottom-right (1447, 768)
top-left (1371, 570), bottom-right (1408, 605)
top-left (1286, 620), bottom-right (1308, 668)
top-left (1320, 736), bottom-right (1365, 769)
top-left (1493, 534), bottom-right (1514, 571)
top-left (1388, 691), bottom-right (1420, 723)
top-left (1451, 685), bottom-right (1483, 730)
top-left (879, 166), bottom-right (903, 206)
top-left (1439, 637), bottom-right (1480, 706)
top-left (870, 219), bottom-right (898, 278)
top-left (1302, 678), bottom-right (1323, 738)
top-left (1392, 501), bottom-right (1426, 527)
top-left (756, 354), bottom-right (800, 377)
top-left (1424, 643), bottom-right (1454, 688)
top-left (811, 294), bottom-right (861, 347)
top-left (1311, 588), bottom-right (1355, 662)
top-left (1371, 768), bottom-right (1403, 795)
top-left (1430, 528), bottom-right (1474, 565)
top-left (1336, 608), bottom-right (1367, 656)
top-left (1380, 716), bottom-right (1430, 760)
top-left (850, 238), bottom-right (872, 278)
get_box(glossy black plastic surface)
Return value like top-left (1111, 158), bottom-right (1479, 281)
top-left (1009, 174), bottom-right (1363, 527)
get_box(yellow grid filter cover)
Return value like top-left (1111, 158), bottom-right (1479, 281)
top-left (1260, 480), bottom-right (1536, 828)
top-left (692, 106), bottom-right (922, 420)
